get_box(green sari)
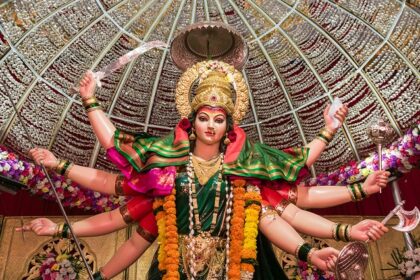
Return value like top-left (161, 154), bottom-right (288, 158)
top-left (147, 170), bottom-right (289, 280)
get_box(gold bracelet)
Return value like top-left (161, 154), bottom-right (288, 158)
top-left (345, 225), bottom-right (352, 242)
top-left (64, 162), bottom-right (74, 177)
top-left (347, 185), bottom-right (357, 202)
top-left (332, 223), bottom-right (339, 240)
top-left (82, 96), bottom-right (97, 107)
top-left (86, 105), bottom-right (103, 113)
top-left (275, 200), bottom-right (291, 217)
top-left (307, 248), bottom-right (317, 265)
top-left (54, 223), bottom-right (64, 238)
top-left (338, 224), bottom-right (347, 242)
top-left (260, 205), bottom-right (278, 221)
top-left (55, 159), bottom-right (67, 174)
top-left (295, 242), bottom-right (305, 259)
top-left (316, 135), bottom-right (329, 144)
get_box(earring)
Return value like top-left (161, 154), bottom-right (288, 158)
top-left (189, 129), bottom-right (196, 141)
top-left (224, 133), bottom-right (231, 145)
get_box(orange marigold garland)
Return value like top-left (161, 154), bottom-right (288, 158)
top-left (163, 188), bottom-right (179, 280)
top-left (154, 188), bottom-right (179, 280)
top-left (241, 186), bottom-right (262, 279)
top-left (228, 179), bottom-right (246, 280)
top-left (153, 198), bottom-right (167, 272)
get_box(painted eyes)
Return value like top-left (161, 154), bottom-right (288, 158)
top-left (198, 116), bottom-right (225, 124)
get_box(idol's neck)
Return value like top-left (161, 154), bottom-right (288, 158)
top-left (193, 140), bottom-right (220, 161)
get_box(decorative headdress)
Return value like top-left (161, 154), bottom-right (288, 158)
top-left (171, 22), bottom-right (249, 124)
top-left (175, 60), bottom-right (249, 124)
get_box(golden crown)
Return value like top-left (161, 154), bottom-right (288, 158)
top-left (191, 71), bottom-right (235, 114)
top-left (175, 60), bottom-right (249, 124)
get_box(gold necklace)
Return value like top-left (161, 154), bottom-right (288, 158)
top-left (191, 154), bottom-right (222, 185)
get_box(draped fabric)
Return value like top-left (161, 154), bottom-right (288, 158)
top-left (113, 128), bottom-right (309, 183)
top-left (147, 171), bottom-right (289, 280)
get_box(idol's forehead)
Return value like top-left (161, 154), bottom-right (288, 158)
top-left (196, 106), bottom-right (227, 116)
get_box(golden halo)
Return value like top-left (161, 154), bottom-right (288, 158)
top-left (175, 60), bottom-right (249, 124)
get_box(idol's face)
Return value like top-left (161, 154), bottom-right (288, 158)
top-left (194, 106), bottom-right (227, 146)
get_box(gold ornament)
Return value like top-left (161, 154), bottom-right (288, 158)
top-left (191, 154), bottom-right (222, 185)
top-left (175, 60), bottom-right (249, 124)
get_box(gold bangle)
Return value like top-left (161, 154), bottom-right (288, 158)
top-left (347, 185), bottom-right (357, 202)
top-left (316, 135), bottom-right (329, 144)
top-left (275, 200), bottom-right (291, 217)
top-left (54, 223), bottom-right (64, 238)
top-left (55, 159), bottom-right (67, 174)
top-left (82, 96), bottom-right (97, 106)
top-left (86, 105), bottom-right (103, 113)
top-left (307, 248), bottom-right (317, 265)
top-left (260, 205), bottom-right (278, 221)
top-left (338, 224), bottom-right (346, 241)
top-left (64, 162), bottom-right (74, 177)
top-left (345, 225), bottom-right (352, 242)
top-left (332, 223), bottom-right (339, 240)
top-left (353, 183), bottom-right (363, 201)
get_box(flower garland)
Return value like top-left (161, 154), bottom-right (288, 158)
top-left (163, 188), bottom-right (179, 280)
top-left (0, 146), bottom-right (125, 212)
top-left (153, 198), bottom-right (166, 272)
top-left (228, 179), bottom-right (246, 280)
top-left (308, 122), bottom-right (420, 186)
top-left (241, 185), bottom-right (262, 279)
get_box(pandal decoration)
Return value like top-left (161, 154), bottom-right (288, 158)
top-left (0, 145), bottom-right (125, 212)
top-left (308, 122), bottom-right (420, 186)
top-left (0, 123), bottom-right (418, 213)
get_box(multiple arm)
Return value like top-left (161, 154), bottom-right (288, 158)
top-left (29, 148), bottom-right (118, 195)
top-left (280, 203), bottom-right (388, 242)
top-left (305, 104), bottom-right (348, 167)
top-left (259, 213), bottom-right (338, 271)
top-left (296, 170), bottom-right (390, 209)
top-left (79, 71), bottom-right (116, 149)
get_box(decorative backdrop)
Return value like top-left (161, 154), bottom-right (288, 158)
top-left (0, 0), bottom-right (418, 177)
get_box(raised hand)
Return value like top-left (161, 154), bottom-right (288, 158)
top-left (310, 247), bottom-right (339, 272)
top-left (16, 218), bottom-right (57, 236)
top-left (29, 148), bottom-right (58, 169)
top-left (363, 170), bottom-right (390, 195)
top-left (351, 219), bottom-right (388, 242)
top-left (324, 103), bottom-right (349, 133)
top-left (79, 70), bottom-right (96, 100)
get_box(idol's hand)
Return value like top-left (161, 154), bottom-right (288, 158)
top-left (310, 247), bottom-right (339, 272)
top-left (16, 218), bottom-right (57, 236)
top-left (363, 170), bottom-right (390, 195)
top-left (79, 70), bottom-right (96, 99)
top-left (29, 148), bottom-right (58, 169)
top-left (324, 104), bottom-right (348, 133)
top-left (351, 219), bottom-right (388, 242)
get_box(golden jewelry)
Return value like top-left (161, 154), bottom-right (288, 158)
top-left (82, 96), bottom-right (97, 107)
top-left (275, 200), bottom-right (291, 217)
top-left (175, 60), bottom-right (249, 124)
top-left (260, 205), bottom-right (277, 221)
top-left (191, 154), bottom-right (221, 185)
top-left (307, 248), bottom-right (317, 265)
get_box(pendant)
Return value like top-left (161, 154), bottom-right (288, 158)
top-left (184, 232), bottom-right (218, 275)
